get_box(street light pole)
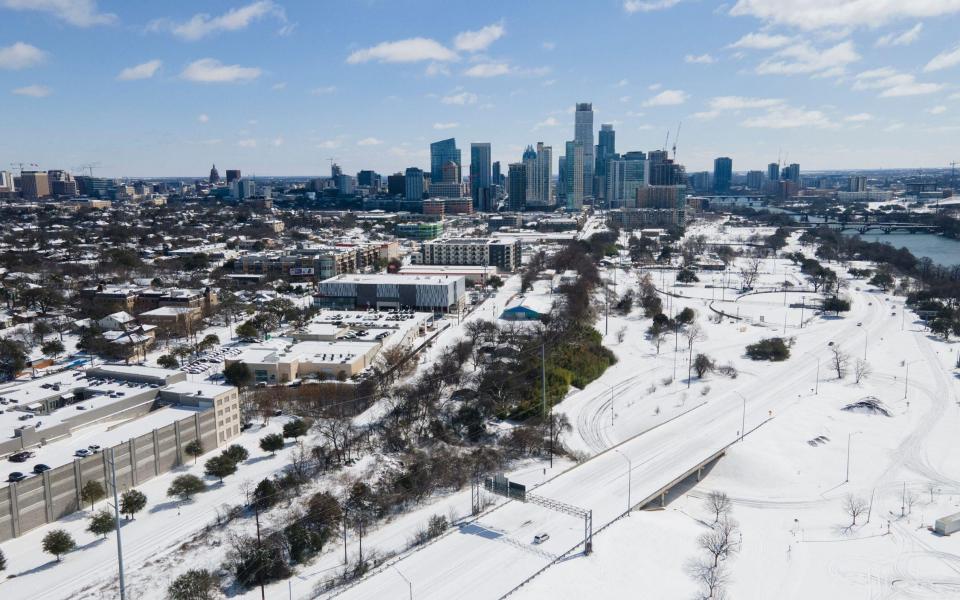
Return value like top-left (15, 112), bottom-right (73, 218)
top-left (845, 431), bottom-right (861, 483)
top-left (392, 565), bottom-right (413, 600)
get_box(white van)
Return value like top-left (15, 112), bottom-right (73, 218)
top-left (533, 533), bottom-right (549, 544)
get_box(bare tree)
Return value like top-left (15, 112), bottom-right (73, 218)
top-left (905, 490), bottom-right (918, 515)
top-left (830, 346), bottom-right (850, 380)
top-left (706, 491), bottom-right (731, 524)
top-left (853, 359), bottom-right (871, 384)
top-left (738, 256), bottom-right (762, 290)
top-left (616, 326), bottom-right (627, 344)
top-left (843, 494), bottom-right (867, 527)
top-left (699, 517), bottom-right (740, 568)
top-left (686, 557), bottom-right (729, 600)
top-left (650, 328), bottom-right (668, 354)
top-left (927, 482), bottom-right (938, 503)
top-left (684, 323), bottom-right (707, 388)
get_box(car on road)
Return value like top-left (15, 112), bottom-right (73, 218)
top-left (88, 445), bottom-right (101, 453)
top-left (75, 448), bottom-right (92, 457)
top-left (8, 451), bottom-right (35, 463)
top-left (32, 464), bottom-right (50, 474)
top-left (8, 472), bottom-right (26, 482)
top-left (533, 533), bottom-right (550, 544)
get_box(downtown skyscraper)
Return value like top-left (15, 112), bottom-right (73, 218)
top-left (522, 142), bottom-right (553, 209)
top-left (574, 103), bottom-right (595, 200)
top-left (430, 138), bottom-right (461, 184)
top-left (470, 142), bottom-right (493, 211)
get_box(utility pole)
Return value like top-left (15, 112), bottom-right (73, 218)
top-left (542, 343), bottom-right (551, 468)
top-left (254, 504), bottom-right (265, 600)
top-left (107, 448), bottom-right (126, 600)
top-left (815, 358), bottom-right (820, 395)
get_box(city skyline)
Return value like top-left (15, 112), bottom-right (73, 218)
top-left (2, 0), bottom-right (960, 177)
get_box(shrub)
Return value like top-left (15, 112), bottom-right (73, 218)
top-left (251, 478), bottom-right (279, 512)
top-left (168, 569), bottom-right (218, 600)
top-left (223, 444), bottom-right (250, 464)
top-left (80, 479), bottom-right (105, 510)
top-left (745, 338), bottom-right (790, 361)
top-left (283, 418), bottom-right (309, 439)
top-left (184, 439), bottom-right (204, 463)
top-left (822, 296), bottom-right (851, 315)
top-left (204, 455), bottom-right (238, 483)
top-left (87, 509), bottom-right (115, 538)
top-left (120, 489), bottom-right (147, 519)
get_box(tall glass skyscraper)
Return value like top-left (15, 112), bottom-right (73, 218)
top-left (595, 124), bottom-right (615, 203)
top-left (574, 103), bottom-right (595, 199)
top-left (713, 156), bottom-right (732, 194)
top-left (430, 138), bottom-right (461, 184)
top-left (470, 142), bottom-right (492, 211)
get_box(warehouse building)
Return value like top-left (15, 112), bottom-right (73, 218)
top-left (316, 273), bottom-right (466, 313)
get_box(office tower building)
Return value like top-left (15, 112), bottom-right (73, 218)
top-left (648, 149), bottom-right (669, 168)
top-left (649, 159), bottom-right (684, 186)
top-left (209, 164), bottom-right (220, 183)
top-left (783, 163), bottom-right (801, 185)
top-left (574, 103), bottom-right (594, 199)
top-left (441, 160), bottom-right (461, 183)
top-left (606, 151), bottom-right (647, 208)
top-left (387, 173), bottom-right (405, 196)
top-left (746, 170), bottom-right (764, 190)
top-left (430, 138), bottom-right (461, 183)
top-left (0, 171), bottom-right (13, 191)
top-left (331, 163), bottom-right (342, 180)
top-left (522, 142), bottom-right (553, 209)
top-left (557, 155), bottom-right (566, 200)
top-left (357, 170), bottom-right (380, 189)
top-left (564, 140), bottom-right (585, 210)
top-left (225, 169), bottom-right (241, 183)
top-left (470, 143), bottom-right (492, 211)
top-left (19, 171), bottom-right (50, 199)
top-left (492, 161), bottom-right (503, 188)
top-left (767, 162), bottom-right (780, 181)
top-left (596, 124), bottom-right (615, 202)
top-left (231, 178), bottom-right (257, 200)
top-left (713, 157), bottom-right (732, 194)
top-left (508, 162), bottom-right (526, 211)
top-left (848, 176), bottom-right (866, 192)
top-left (689, 171), bottom-right (711, 193)
top-left (405, 167), bottom-right (425, 201)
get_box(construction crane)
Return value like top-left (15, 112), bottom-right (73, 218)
top-left (74, 162), bottom-right (101, 177)
top-left (663, 130), bottom-right (670, 153)
top-left (10, 162), bottom-right (38, 174)
top-left (672, 121), bottom-right (682, 160)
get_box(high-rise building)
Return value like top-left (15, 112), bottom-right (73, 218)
top-left (606, 151), bottom-right (647, 208)
top-left (387, 173), bottom-right (405, 196)
top-left (649, 159), bottom-right (684, 186)
top-left (564, 140), bottom-right (585, 210)
top-left (746, 170), bottom-right (764, 190)
top-left (783, 163), bottom-right (801, 185)
top-left (19, 171), bottom-right (50, 199)
top-left (331, 163), bottom-right (343, 180)
top-left (226, 169), bottom-right (241, 183)
top-left (848, 175), bottom-right (866, 192)
top-left (522, 142), bottom-right (553, 209)
top-left (231, 178), bottom-right (257, 200)
top-left (557, 155), bottom-right (566, 200)
top-left (357, 170), bottom-right (380, 189)
top-left (574, 103), bottom-right (595, 199)
top-left (508, 162), bottom-right (526, 212)
top-left (713, 157), bottom-right (733, 194)
top-left (648, 150), bottom-right (669, 168)
top-left (430, 138), bottom-right (461, 184)
top-left (767, 162), bottom-right (780, 181)
top-left (492, 161), bottom-right (503, 188)
top-left (405, 167), bottom-right (425, 201)
top-left (596, 124), bottom-right (615, 202)
top-left (470, 143), bottom-right (492, 211)
top-left (441, 160), bottom-right (461, 183)
top-left (0, 171), bottom-right (13, 191)
top-left (689, 171), bottom-right (711, 193)
top-left (209, 164), bottom-right (220, 184)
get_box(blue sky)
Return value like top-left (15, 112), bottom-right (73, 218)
top-left (2, 0), bottom-right (960, 178)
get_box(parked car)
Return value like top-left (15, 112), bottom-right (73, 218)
top-left (7, 472), bottom-right (26, 482)
top-left (32, 464), bottom-right (50, 474)
top-left (533, 533), bottom-right (550, 544)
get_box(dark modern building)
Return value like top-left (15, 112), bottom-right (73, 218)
top-left (713, 157), bottom-right (732, 194)
top-left (430, 138), bottom-right (461, 184)
top-left (225, 169), bottom-right (241, 183)
top-left (470, 142), bottom-right (492, 211)
top-left (508, 162), bottom-right (526, 211)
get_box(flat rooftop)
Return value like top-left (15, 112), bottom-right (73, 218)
top-left (321, 273), bottom-right (464, 285)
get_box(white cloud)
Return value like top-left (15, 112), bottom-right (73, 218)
top-left (875, 23), bottom-right (923, 47)
top-left (742, 105), bottom-right (836, 129)
top-left (709, 96), bottom-right (783, 110)
top-left (164, 1), bottom-right (284, 40)
top-left (844, 112), bottom-right (873, 122)
top-left (756, 40), bottom-right (859, 76)
top-left (685, 53), bottom-right (716, 64)
top-left (347, 38), bottom-right (457, 64)
top-left (616, 78), bottom-right (629, 87)
top-left (927, 105), bottom-right (947, 114)
top-left (642, 89), bottom-right (689, 106)
top-left (729, 32), bottom-right (793, 50)
top-left (541, 41), bottom-right (556, 51)
top-left (648, 83), bottom-right (662, 90)
top-left (117, 59), bottom-right (162, 81)
top-left (619, 95), bottom-right (631, 102)
top-left (271, 82), bottom-right (287, 90)
top-left (272, 136), bottom-right (284, 147)
top-left (463, 62), bottom-right (511, 77)
top-left (441, 91), bottom-right (478, 105)
top-left (730, 0), bottom-right (960, 30)
top-left (12, 84), bottom-right (50, 97)
top-left (310, 85), bottom-right (337, 95)
top-left (533, 116), bottom-right (559, 130)
top-left (181, 58), bottom-right (261, 83)
top-left (924, 43), bottom-right (960, 72)
top-left (357, 137), bottom-right (384, 146)
top-left (624, 0), bottom-right (681, 13)
top-left (237, 139), bottom-right (257, 148)
top-left (433, 122), bottom-right (459, 130)
top-left (884, 121), bottom-right (905, 132)
top-left (454, 22), bottom-right (505, 52)
top-left (0, 42), bottom-right (47, 70)
top-left (197, 113), bottom-right (209, 123)
top-left (1, 0), bottom-right (116, 27)
top-left (316, 139), bottom-right (341, 149)
top-left (853, 67), bottom-right (943, 97)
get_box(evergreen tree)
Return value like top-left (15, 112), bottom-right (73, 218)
top-left (87, 509), bottom-right (115, 538)
top-left (184, 439), bottom-right (204, 463)
top-left (204, 455), bottom-right (238, 483)
top-left (259, 433), bottom-right (284, 455)
top-left (42, 529), bottom-right (76, 561)
top-left (80, 479), bottom-right (105, 510)
top-left (120, 489), bottom-right (147, 519)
